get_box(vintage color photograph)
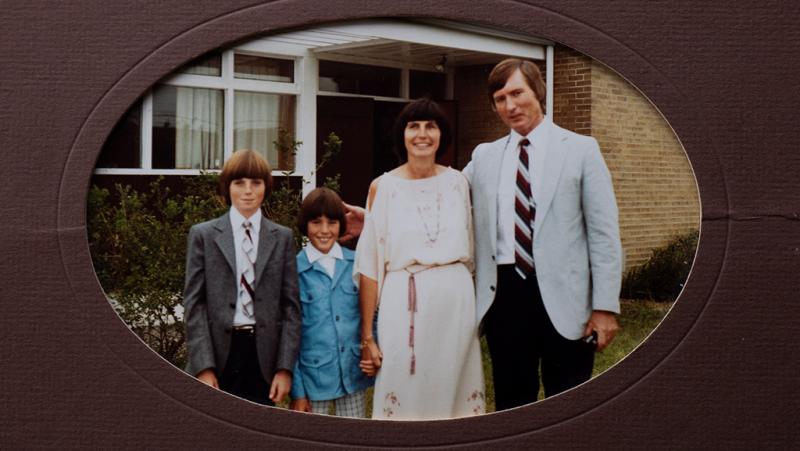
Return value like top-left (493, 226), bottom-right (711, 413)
top-left (87, 18), bottom-right (700, 420)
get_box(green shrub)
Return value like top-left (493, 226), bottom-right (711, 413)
top-left (88, 132), bottom-right (343, 367)
top-left (621, 229), bottom-right (698, 302)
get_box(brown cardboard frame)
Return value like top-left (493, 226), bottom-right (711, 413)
top-left (2, 1), bottom-right (797, 448)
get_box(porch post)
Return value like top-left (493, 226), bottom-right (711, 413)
top-left (546, 44), bottom-right (554, 118)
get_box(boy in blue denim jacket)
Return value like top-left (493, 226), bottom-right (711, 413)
top-left (289, 188), bottom-right (373, 417)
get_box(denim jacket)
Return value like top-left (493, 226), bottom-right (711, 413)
top-left (290, 246), bottom-right (374, 401)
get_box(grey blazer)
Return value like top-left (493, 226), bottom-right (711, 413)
top-left (465, 120), bottom-right (622, 339)
top-left (183, 212), bottom-right (301, 382)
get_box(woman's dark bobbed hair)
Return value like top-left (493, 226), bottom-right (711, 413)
top-left (391, 98), bottom-right (453, 164)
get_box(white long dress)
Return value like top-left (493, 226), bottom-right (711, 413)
top-left (354, 168), bottom-right (485, 420)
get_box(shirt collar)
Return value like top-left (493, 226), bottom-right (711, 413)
top-left (306, 241), bottom-right (343, 263)
top-left (229, 207), bottom-right (262, 234)
top-left (509, 115), bottom-right (551, 150)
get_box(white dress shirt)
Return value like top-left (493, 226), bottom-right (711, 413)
top-left (495, 117), bottom-right (551, 264)
top-left (230, 207), bottom-right (261, 326)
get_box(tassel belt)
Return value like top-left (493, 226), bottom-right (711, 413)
top-left (392, 262), bottom-right (457, 375)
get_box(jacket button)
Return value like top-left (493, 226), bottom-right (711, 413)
top-left (229, 302), bottom-right (235, 308)
top-left (340, 346), bottom-right (345, 352)
top-left (490, 286), bottom-right (495, 292)
top-left (335, 315), bottom-right (340, 321)
top-left (314, 359), bottom-right (319, 364)
top-left (491, 255), bottom-right (495, 261)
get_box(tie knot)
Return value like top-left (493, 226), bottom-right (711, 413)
top-left (519, 138), bottom-right (530, 148)
top-left (243, 220), bottom-right (252, 230)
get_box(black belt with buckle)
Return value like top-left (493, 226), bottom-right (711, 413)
top-left (232, 324), bottom-right (256, 335)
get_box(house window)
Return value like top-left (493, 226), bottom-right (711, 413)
top-left (177, 52), bottom-right (222, 77)
top-left (234, 91), bottom-right (296, 171)
top-left (95, 50), bottom-right (300, 174)
top-left (152, 85), bottom-right (224, 170)
top-left (234, 54), bottom-right (294, 83)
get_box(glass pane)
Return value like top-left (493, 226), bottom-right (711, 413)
top-left (318, 60), bottom-right (401, 97)
top-left (177, 52), bottom-right (222, 76)
top-left (410, 70), bottom-right (446, 100)
top-left (97, 101), bottom-right (141, 168)
top-left (152, 85), bottom-right (224, 169)
top-left (234, 91), bottom-right (297, 171)
top-left (234, 54), bottom-right (294, 83)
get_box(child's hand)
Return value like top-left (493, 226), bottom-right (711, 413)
top-left (290, 398), bottom-right (312, 413)
top-left (269, 369), bottom-right (292, 403)
top-left (360, 340), bottom-right (383, 376)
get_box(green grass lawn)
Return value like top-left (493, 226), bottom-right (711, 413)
top-left (359, 298), bottom-right (672, 416)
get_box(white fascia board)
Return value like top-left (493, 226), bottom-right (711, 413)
top-left (317, 20), bottom-right (545, 60)
top-left (234, 38), bottom-right (312, 57)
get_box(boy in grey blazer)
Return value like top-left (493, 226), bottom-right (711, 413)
top-left (183, 149), bottom-right (301, 406)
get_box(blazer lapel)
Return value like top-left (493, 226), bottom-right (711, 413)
top-left (212, 213), bottom-right (236, 275)
top-left (254, 218), bottom-right (279, 286)
top-left (534, 122), bottom-right (568, 232)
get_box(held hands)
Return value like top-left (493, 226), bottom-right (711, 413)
top-left (359, 337), bottom-right (383, 377)
top-left (583, 310), bottom-right (619, 352)
top-left (290, 398), bottom-right (312, 413)
top-left (269, 369), bottom-right (292, 404)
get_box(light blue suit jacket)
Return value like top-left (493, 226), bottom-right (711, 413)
top-left (290, 246), bottom-right (373, 400)
top-left (464, 120), bottom-right (622, 339)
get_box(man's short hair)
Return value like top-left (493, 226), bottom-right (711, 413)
top-left (392, 98), bottom-right (453, 164)
top-left (487, 58), bottom-right (547, 110)
top-left (297, 187), bottom-right (347, 237)
top-left (218, 149), bottom-right (273, 205)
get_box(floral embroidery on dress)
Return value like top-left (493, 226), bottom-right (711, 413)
top-left (467, 389), bottom-right (486, 415)
top-left (383, 391), bottom-right (401, 417)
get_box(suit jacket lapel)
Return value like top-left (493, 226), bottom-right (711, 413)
top-left (534, 123), bottom-right (568, 231)
top-left (212, 213), bottom-right (236, 275)
top-left (254, 217), bottom-right (279, 286)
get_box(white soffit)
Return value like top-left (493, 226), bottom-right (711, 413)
top-left (241, 19), bottom-right (546, 64)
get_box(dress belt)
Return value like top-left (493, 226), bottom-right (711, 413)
top-left (398, 263), bottom-right (457, 375)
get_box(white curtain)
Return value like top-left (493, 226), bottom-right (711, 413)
top-left (235, 91), bottom-right (289, 169)
top-left (175, 87), bottom-right (223, 169)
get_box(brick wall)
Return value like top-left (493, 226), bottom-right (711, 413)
top-left (552, 47), bottom-right (592, 136)
top-left (590, 60), bottom-right (700, 269)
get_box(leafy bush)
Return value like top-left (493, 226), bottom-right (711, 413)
top-left (621, 229), bottom-right (699, 302)
top-left (88, 132), bottom-right (342, 367)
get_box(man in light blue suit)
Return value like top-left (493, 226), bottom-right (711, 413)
top-left (463, 59), bottom-right (622, 410)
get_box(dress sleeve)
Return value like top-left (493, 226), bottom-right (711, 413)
top-left (456, 170), bottom-right (475, 274)
top-left (353, 175), bottom-right (385, 290)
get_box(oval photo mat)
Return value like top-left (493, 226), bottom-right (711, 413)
top-left (4, 1), bottom-right (796, 448)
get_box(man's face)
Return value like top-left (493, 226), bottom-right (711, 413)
top-left (230, 177), bottom-right (265, 218)
top-left (492, 69), bottom-right (543, 136)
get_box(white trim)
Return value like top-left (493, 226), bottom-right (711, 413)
top-left (314, 20), bottom-right (545, 60)
top-left (223, 50), bottom-right (235, 162)
top-left (298, 54), bottom-right (318, 197)
top-left (140, 92), bottom-right (153, 169)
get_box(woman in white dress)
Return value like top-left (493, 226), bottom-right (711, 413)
top-left (354, 99), bottom-right (485, 420)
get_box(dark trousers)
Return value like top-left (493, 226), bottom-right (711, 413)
top-left (483, 265), bottom-right (595, 411)
top-left (218, 328), bottom-right (273, 406)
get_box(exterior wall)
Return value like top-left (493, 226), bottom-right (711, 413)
top-left (453, 64), bottom-right (508, 169)
top-left (453, 47), bottom-right (700, 271)
top-left (590, 60), bottom-right (700, 269)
